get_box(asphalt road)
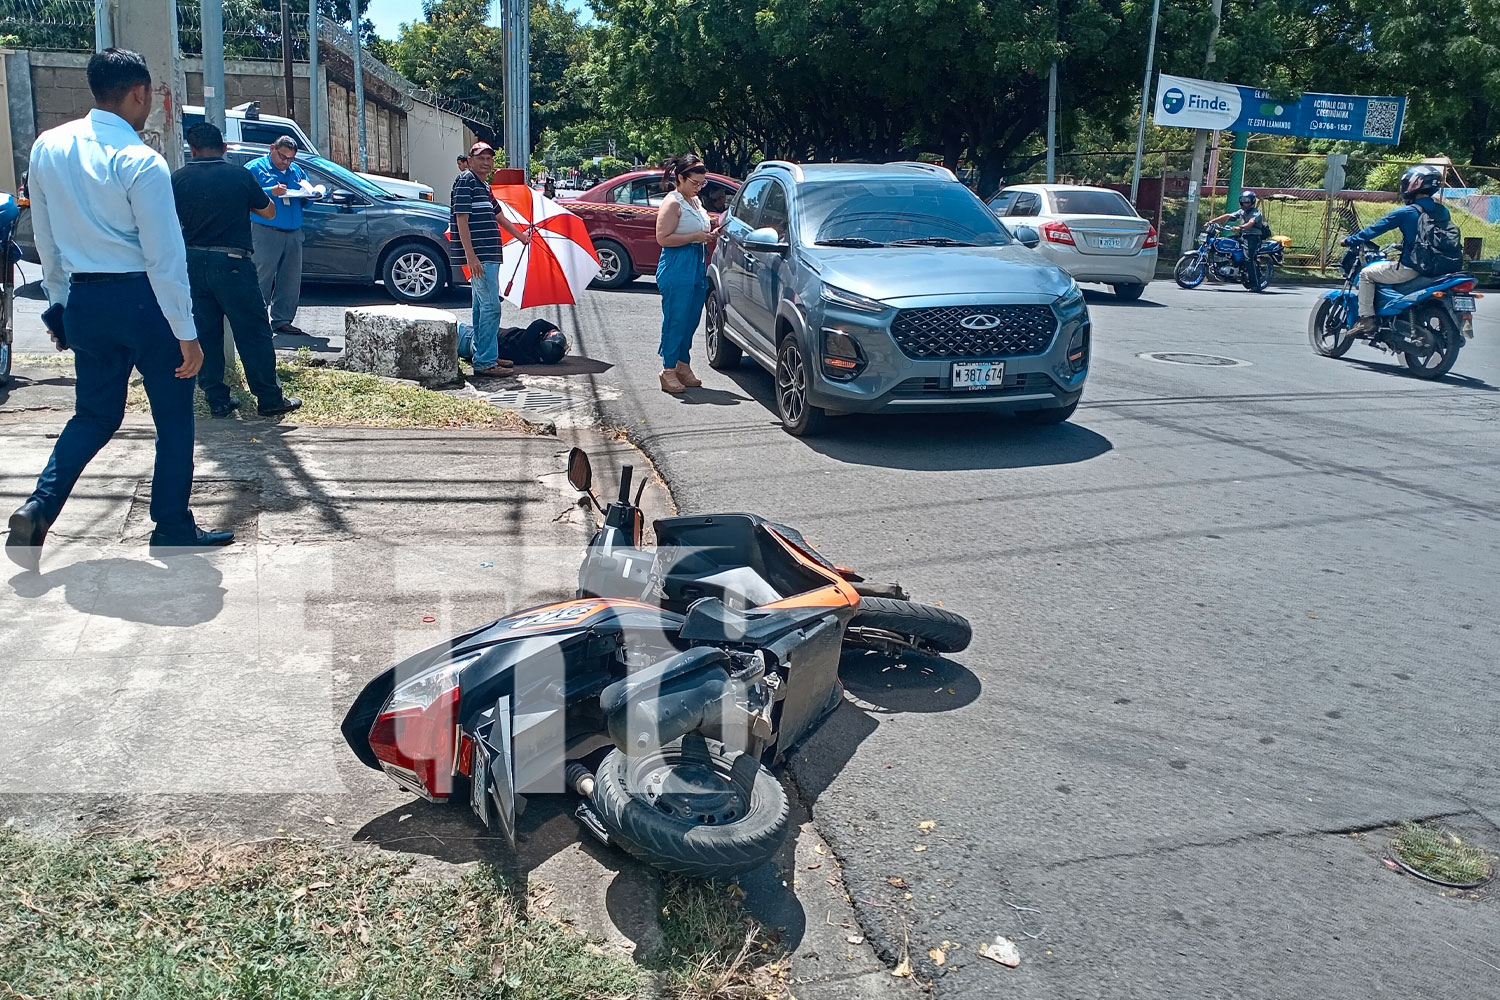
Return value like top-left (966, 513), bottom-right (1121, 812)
top-left (560, 277), bottom-right (1500, 998)
top-left (11, 266), bottom-right (1500, 997)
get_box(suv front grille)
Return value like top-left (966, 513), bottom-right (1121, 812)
top-left (890, 305), bottom-right (1057, 359)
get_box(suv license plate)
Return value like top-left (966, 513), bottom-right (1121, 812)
top-left (1097, 236), bottom-right (1123, 249)
top-left (1452, 295), bottom-right (1476, 314)
top-left (952, 361), bottom-right (1005, 390)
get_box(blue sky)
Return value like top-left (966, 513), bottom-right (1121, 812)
top-left (360, 0), bottom-right (590, 37)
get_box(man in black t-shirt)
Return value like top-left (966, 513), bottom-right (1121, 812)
top-left (171, 123), bottom-right (300, 417)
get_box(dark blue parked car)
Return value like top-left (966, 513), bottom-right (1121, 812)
top-left (14, 144), bottom-right (459, 304)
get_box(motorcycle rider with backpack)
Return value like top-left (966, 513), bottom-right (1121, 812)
top-left (1207, 190), bottom-right (1272, 290)
top-left (1342, 164), bottom-right (1463, 336)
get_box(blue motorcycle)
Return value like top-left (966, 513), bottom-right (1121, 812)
top-left (1309, 241), bottom-right (1476, 379)
top-left (1174, 223), bottom-right (1285, 291)
top-left (0, 191), bottom-right (18, 387)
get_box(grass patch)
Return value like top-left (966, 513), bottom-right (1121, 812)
top-left (1391, 822), bottom-right (1493, 886)
top-left (124, 353), bottom-right (522, 430)
top-left (647, 877), bottom-right (790, 1000)
top-left (0, 829), bottom-right (639, 1000)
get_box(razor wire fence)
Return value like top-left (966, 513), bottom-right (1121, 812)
top-left (1, 1), bottom-right (312, 61)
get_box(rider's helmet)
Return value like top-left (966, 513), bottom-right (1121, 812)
top-left (537, 329), bottom-right (569, 364)
top-left (1238, 190), bottom-right (1258, 207)
top-left (1398, 164), bottom-right (1443, 204)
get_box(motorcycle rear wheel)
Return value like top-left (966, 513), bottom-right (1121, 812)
top-left (847, 597), bottom-right (972, 654)
top-left (1308, 298), bottom-right (1353, 358)
top-left (1248, 259), bottom-right (1275, 291)
top-left (1173, 254), bottom-right (1206, 289)
top-left (1402, 305), bottom-right (1461, 380)
top-left (591, 735), bottom-right (789, 879)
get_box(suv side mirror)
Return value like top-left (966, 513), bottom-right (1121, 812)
top-left (1013, 225), bottom-right (1041, 249)
top-left (744, 226), bottom-right (789, 254)
top-left (329, 189), bottom-right (356, 206)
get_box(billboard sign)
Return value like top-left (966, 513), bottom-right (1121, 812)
top-left (1153, 74), bottom-right (1406, 145)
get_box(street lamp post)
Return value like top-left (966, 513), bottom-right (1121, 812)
top-left (1129, 0), bottom-right (1162, 204)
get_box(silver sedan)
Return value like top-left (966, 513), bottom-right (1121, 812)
top-left (988, 184), bottom-right (1158, 301)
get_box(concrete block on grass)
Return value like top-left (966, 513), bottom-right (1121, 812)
top-left (343, 305), bottom-right (459, 387)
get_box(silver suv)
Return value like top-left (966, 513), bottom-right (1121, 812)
top-left (706, 161), bottom-right (1091, 436)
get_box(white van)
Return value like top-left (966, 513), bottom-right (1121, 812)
top-left (182, 102), bottom-right (435, 203)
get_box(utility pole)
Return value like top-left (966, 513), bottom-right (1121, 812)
top-left (93, 0), bottom-right (113, 51)
top-left (351, 0), bottom-right (367, 170)
top-left (281, 1), bottom-right (295, 122)
top-left (201, 0), bottom-right (225, 131)
top-left (502, 0), bottom-right (530, 178)
top-left (1129, 0), bottom-right (1162, 204)
top-left (114, 0), bottom-right (186, 169)
top-left (1181, 0), bottom-right (1224, 251)
top-left (308, 1), bottom-right (323, 152)
top-left (1046, 62), bottom-right (1058, 184)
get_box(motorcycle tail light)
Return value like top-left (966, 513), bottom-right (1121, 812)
top-left (1452, 280), bottom-right (1476, 293)
top-left (1041, 221), bottom-right (1075, 245)
top-left (1143, 225), bottom-right (1159, 249)
top-left (368, 658), bottom-right (473, 801)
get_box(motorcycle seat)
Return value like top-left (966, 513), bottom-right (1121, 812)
top-left (1386, 271), bottom-right (1470, 295)
top-left (678, 596), bottom-right (835, 646)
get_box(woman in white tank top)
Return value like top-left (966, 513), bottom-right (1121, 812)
top-left (653, 154), bottom-right (720, 394)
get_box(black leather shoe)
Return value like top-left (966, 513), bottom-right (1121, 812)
top-left (210, 398), bottom-right (242, 418)
top-left (5, 500), bottom-right (50, 573)
top-left (258, 396), bottom-right (303, 417)
top-left (148, 526), bottom-right (236, 553)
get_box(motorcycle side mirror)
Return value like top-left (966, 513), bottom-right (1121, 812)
top-left (566, 447), bottom-right (593, 492)
top-left (1013, 225), bottom-right (1041, 249)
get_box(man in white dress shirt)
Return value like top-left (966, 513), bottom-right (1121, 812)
top-left (4, 48), bottom-right (233, 573)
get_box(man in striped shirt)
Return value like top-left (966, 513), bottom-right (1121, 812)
top-left (450, 142), bottom-right (529, 378)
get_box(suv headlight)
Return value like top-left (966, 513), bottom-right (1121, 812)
top-left (821, 283), bottom-right (887, 314)
top-left (1055, 282), bottom-right (1086, 317)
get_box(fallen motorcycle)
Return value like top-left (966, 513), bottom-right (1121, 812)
top-left (342, 448), bottom-right (971, 877)
top-left (1309, 240), bottom-right (1477, 379)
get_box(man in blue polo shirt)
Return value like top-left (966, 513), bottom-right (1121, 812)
top-left (246, 136), bottom-right (317, 336)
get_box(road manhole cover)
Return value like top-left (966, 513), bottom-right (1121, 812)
top-left (1138, 352), bottom-right (1252, 368)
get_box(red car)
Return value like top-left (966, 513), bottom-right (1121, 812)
top-left (560, 169), bottom-right (740, 289)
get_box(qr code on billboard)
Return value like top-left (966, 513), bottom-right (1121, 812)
top-left (1364, 100), bottom-right (1399, 140)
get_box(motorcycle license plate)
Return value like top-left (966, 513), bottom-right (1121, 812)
top-left (470, 738), bottom-right (491, 828)
top-left (1452, 295), bottom-right (1476, 314)
top-left (952, 361), bottom-right (1004, 390)
top-left (1096, 236), bottom-right (1123, 249)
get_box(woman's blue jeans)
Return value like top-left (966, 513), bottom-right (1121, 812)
top-left (657, 243), bottom-right (707, 368)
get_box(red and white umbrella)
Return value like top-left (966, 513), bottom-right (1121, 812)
top-left (490, 182), bottom-right (601, 309)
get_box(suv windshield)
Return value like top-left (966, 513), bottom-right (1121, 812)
top-left (797, 178), bottom-right (1012, 247)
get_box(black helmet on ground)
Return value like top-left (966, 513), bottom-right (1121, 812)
top-left (1239, 190), bottom-right (1258, 207)
top-left (538, 329), bottom-right (569, 364)
top-left (1398, 164), bottom-right (1443, 204)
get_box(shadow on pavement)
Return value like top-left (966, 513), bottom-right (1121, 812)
top-left (1345, 356), bottom-right (1500, 391)
top-left (297, 282), bottom-right (472, 310)
top-left (8, 553), bottom-right (225, 626)
top-left (724, 363), bottom-right (1113, 469)
top-left (1082, 289), bottom-right (1167, 308)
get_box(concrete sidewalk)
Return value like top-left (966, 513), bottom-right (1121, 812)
top-left (0, 369), bottom-right (909, 998)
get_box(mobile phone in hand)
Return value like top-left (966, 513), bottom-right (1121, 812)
top-left (41, 303), bottom-right (67, 351)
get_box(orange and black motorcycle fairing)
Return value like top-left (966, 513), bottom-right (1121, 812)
top-left (342, 449), bottom-right (967, 877)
